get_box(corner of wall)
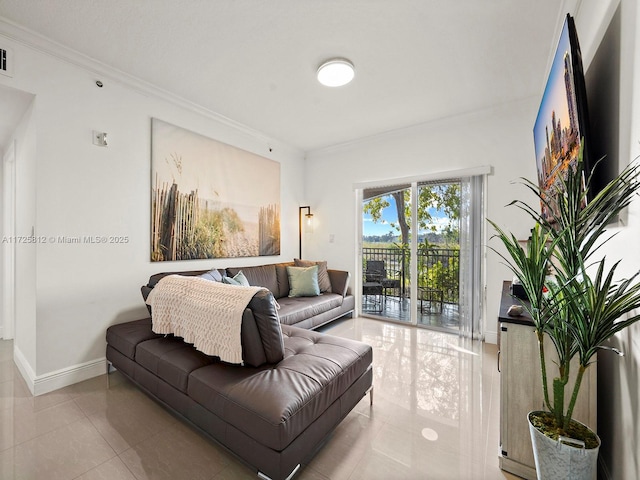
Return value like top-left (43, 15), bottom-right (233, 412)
top-left (14, 342), bottom-right (107, 396)
top-left (13, 345), bottom-right (36, 395)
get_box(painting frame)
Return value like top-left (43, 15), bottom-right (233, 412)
top-left (150, 118), bottom-right (280, 262)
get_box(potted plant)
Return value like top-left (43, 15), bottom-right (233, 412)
top-left (490, 149), bottom-right (640, 479)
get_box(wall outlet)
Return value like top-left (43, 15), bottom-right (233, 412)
top-left (92, 131), bottom-right (108, 147)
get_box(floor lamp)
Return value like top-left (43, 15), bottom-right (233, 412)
top-left (298, 206), bottom-right (313, 259)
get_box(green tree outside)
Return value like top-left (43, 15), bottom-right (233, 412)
top-left (364, 183), bottom-right (461, 301)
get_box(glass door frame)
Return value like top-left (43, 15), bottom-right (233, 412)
top-left (355, 166), bottom-right (490, 334)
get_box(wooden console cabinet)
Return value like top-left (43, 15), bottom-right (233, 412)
top-left (498, 282), bottom-right (597, 479)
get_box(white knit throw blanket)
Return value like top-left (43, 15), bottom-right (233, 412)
top-left (146, 275), bottom-right (263, 364)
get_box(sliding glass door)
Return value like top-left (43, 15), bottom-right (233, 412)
top-left (362, 185), bottom-right (411, 321)
top-left (415, 180), bottom-right (461, 331)
top-left (358, 171), bottom-right (485, 338)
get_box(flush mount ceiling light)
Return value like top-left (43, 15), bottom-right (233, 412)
top-left (317, 58), bottom-right (355, 87)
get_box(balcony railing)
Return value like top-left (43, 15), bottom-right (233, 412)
top-left (363, 246), bottom-right (460, 304)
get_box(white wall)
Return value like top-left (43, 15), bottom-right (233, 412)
top-left (0, 142), bottom-right (5, 338)
top-left (0, 22), bottom-right (305, 394)
top-left (576, 0), bottom-right (640, 477)
top-left (304, 99), bottom-right (540, 342)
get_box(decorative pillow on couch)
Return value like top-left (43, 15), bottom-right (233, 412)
top-left (294, 258), bottom-right (332, 293)
top-left (222, 270), bottom-right (250, 286)
top-left (286, 265), bottom-right (320, 297)
top-left (199, 268), bottom-right (223, 282)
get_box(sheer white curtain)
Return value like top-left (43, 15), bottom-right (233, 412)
top-left (458, 174), bottom-right (485, 339)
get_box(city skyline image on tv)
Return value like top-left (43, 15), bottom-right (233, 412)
top-left (533, 15), bottom-right (587, 221)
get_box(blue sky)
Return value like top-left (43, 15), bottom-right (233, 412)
top-left (533, 17), bottom-right (572, 166)
top-left (363, 195), bottom-right (449, 237)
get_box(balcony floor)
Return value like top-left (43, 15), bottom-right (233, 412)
top-left (362, 295), bottom-right (460, 331)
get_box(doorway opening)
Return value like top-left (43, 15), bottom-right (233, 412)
top-left (0, 84), bottom-right (35, 340)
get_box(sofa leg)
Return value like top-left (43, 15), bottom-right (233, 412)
top-left (367, 385), bottom-right (374, 406)
top-left (257, 464), bottom-right (300, 480)
top-left (106, 360), bottom-right (115, 389)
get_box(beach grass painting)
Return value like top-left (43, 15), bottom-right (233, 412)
top-left (151, 119), bottom-right (280, 261)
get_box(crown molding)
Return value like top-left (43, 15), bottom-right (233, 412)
top-left (0, 16), bottom-right (299, 155)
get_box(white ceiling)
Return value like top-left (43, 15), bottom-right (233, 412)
top-left (0, 1), bottom-right (566, 152)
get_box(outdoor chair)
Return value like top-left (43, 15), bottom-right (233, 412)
top-left (365, 260), bottom-right (402, 301)
top-left (362, 280), bottom-right (384, 312)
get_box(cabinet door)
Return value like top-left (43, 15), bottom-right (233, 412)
top-left (499, 322), bottom-right (597, 479)
top-left (500, 322), bottom-right (540, 476)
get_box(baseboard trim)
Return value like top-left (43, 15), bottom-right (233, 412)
top-left (34, 358), bottom-right (107, 396)
top-left (12, 349), bottom-right (107, 396)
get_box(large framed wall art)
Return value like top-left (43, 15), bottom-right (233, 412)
top-left (151, 119), bottom-right (280, 261)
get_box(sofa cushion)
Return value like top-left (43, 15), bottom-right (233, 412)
top-left (327, 270), bottom-right (350, 298)
top-left (136, 336), bottom-right (215, 393)
top-left (294, 259), bottom-right (332, 293)
top-left (106, 318), bottom-right (162, 360)
top-left (187, 324), bottom-right (372, 451)
top-left (277, 294), bottom-right (343, 326)
top-left (226, 265), bottom-right (279, 297)
top-left (275, 263), bottom-right (293, 298)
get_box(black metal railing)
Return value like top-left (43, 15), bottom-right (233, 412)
top-left (362, 246), bottom-right (407, 293)
top-left (417, 247), bottom-right (460, 304)
top-left (362, 246), bottom-right (460, 304)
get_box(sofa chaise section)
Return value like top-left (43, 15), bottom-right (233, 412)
top-left (106, 317), bottom-right (373, 480)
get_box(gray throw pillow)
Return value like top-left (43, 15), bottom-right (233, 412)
top-left (199, 268), bottom-right (223, 282)
top-left (222, 270), bottom-right (250, 286)
top-left (287, 265), bottom-right (320, 297)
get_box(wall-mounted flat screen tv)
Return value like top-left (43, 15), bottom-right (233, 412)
top-left (533, 14), bottom-right (592, 221)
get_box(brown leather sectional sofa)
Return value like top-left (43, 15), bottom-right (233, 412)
top-left (106, 263), bottom-right (371, 480)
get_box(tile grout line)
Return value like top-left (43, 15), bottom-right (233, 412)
top-left (72, 376), bottom-right (165, 480)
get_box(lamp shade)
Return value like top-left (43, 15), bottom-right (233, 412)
top-left (317, 59), bottom-right (355, 87)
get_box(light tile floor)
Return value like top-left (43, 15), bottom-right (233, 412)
top-left (0, 318), bottom-right (519, 479)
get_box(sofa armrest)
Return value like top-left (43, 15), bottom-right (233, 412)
top-left (328, 270), bottom-right (351, 297)
top-left (141, 286), bottom-right (153, 314)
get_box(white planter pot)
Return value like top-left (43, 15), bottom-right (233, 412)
top-left (528, 411), bottom-right (600, 480)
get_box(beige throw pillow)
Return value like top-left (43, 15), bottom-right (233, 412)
top-left (294, 258), bottom-right (332, 293)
